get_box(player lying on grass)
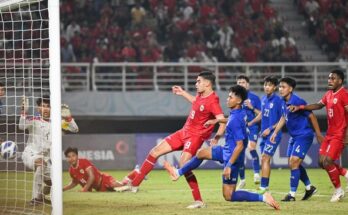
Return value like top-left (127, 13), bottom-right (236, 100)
top-left (116, 72), bottom-right (226, 209)
top-left (164, 85), bottom-right (280, 210)
top-left (247, 76), bottom-right (283, 194)
top-left (270, 77), bottom-right (323, 201)
top-left (63, 147), bottom-right (124, 192)
top-left (288, 69), bottom-right (348, 202)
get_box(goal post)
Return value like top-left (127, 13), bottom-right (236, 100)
top-left (0, 0), bottom-right (61, 214)
top-left (48, 0), bottom-right (62, 214)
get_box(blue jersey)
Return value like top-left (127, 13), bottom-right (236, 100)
top-left (260, 93), bottom-right (283, 135)
top-left (282, 93), bottom-right (313, 138)
top-left (223, 108), bottom-right (248, 162)
top-left (243, 91), bottom-right (261, 131)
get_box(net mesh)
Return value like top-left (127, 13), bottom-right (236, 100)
top-left (0, 0), bottom-right (51, 214)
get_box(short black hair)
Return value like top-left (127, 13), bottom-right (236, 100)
top-left (330, 68), bottom-right (345, 82)
top-left (0, 82), bottom-right (4, 87)
top-left (198, 71), bottom-right (215, 85)
top-left (280, 77), bottom-right (296, 89)
top-left (236, 75), bottom-right (250, 83)
top-left (36, 95), bottom-right (50, 106)
top-left (64, 147), bottom-right (78, 157)
top-left (264, 76), bottom-right (278, 86)
top-left (229, 85), bottom-right (248, 102)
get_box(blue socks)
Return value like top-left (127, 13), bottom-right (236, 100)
top-left (231, 190), bottom-right (263, 202)
top-left (178, 156), bottom-right (203, 176)
top-left (290, 168), bottom-right (300, 193)
top-left (260, 177), bottom-right (269, 189)
top-left (239, 164), bottom-right (245, 180)
top-left (250, 150), bottom-right (260, 174)
top-left (299, 165), bottom-right (310, 186)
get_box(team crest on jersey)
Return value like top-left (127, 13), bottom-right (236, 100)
top-left (80, 169), bottom-right (84, 174)
top-left (270, 103), bottom-right (273, 108)
top-left (333, 98), bottom-right (338, 104)
top-left (200, 105), bottom-right (204, 111)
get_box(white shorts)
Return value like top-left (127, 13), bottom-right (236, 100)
top-left (21, 147), bottom-right (43, 170)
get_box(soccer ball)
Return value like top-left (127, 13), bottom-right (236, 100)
top-left (0, 141), bottom-right (17, 159)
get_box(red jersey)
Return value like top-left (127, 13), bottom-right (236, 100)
top-left (320, 87), bottom-right (348, 139)
top-left (183, 92), bottom-right (223, 139)
top-left (69, 158), bottom-right (103, 191)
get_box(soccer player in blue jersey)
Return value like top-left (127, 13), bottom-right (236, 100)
top-left (163, 85), bottom-right (280, 210)
top-left (270, 77), bottom-right (324, 201)
top-left (236, 75), bottom-right (261, 188)
top-left (247, 76), bottom-right (283, 193)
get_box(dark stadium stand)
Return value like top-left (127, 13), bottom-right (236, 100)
top-left (60, 0), bottom-right (302, 63)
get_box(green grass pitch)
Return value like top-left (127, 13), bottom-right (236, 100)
top-left (1, 169), bottom-right (348, 214)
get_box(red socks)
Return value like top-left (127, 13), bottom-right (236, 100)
top-left (184, 171), bottom-right (202, 201)
top-left (132, 154), bottom-right (157, 186)
top-left (334, 163), bottom-right (347, 176)
top-left (325, 164), bottom-right (341, 188)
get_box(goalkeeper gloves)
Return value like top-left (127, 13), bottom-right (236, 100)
top-left (61, 104), bottom-right (72, 122)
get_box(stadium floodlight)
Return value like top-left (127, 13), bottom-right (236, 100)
top-left (0, 0), bottom-right (61, 214)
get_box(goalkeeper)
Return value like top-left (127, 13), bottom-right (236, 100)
top-left (19, 95), bottom-right (79, 205)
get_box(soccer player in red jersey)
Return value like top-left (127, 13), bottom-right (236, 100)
top-left (63, 147), bottom-right (123, 192)
top-left (289, 69), bottom-right (348, 202)
top-left (117, 71), bottom-right (226, 208)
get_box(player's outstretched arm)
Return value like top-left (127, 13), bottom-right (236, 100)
top-left (308, 113), bottom-right (324, 144)
top-left (61, 104), bottom-right (79, 133)
top-left (18, 96), bottom-right (32, 130)
top-left (270, 116), bottom-right (285, 143)
top-left (172, 85), bottom-right (195, 103)
top-left (223, 140), bottom-right (244, 180)
top-left (63, 180), bottom-right (78, 192)
top-left (81, 167), bottom-right (95, 192)
top-left (288, 102), bottom-right (324, 112)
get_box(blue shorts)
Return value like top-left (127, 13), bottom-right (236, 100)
top-left (248, 126), bottom-right (259, 142)
top-left (286, 134), bottom-right (313, 159)
top-left (260, 134), bottom-right (281, 157)
top-left (211, 145), bottom-right (242, 185)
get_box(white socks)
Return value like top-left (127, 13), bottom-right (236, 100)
top-left (32, 166), bottom-right (43, 199)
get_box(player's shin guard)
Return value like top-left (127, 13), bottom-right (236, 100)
top-left (325, 164), bottom-right (341, 188)
top-left (231, 190), bottom-right (263, 202)
top-left (299, 165), bottom-right (311, 187)
top-left (132, 154), bottom-right (157, 186)
top-left (185, 172), bottom-right (202, 201)
top-left (250, 150), bottom-right (260, 173)
top-left (290, 169), bottom-right (300, 194)
top-left (178, 156), bottom-right (203, 176)
top-left (239, 164), bottom-right (245, 180)
top-left (33, 166), bottom-right (43, 199)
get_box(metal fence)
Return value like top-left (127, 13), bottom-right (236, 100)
top-left (59, 62), bottom-right (346, 92)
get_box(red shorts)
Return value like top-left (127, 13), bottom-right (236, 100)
top-left (319, 135), bottom-right (345, 160)
top-left (97, 174), bottom-right (116, 192)
top-left (165, 129), bottom-right (205, 155)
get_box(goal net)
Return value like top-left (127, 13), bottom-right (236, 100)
top-left (0, 0), bottom-right (61, 214)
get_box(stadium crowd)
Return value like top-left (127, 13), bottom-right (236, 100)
top-left (297, 0), bottom-right (348, 62)
top-left (60, 0), bottom-right (302, 63)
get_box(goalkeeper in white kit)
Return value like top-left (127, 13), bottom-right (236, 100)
top-left (19, 95), bottom-right (78, 205)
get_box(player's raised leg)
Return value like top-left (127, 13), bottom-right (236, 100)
top-left (116, 139), bottom-right (173, 192)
